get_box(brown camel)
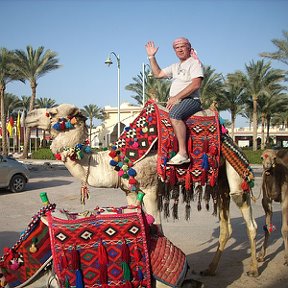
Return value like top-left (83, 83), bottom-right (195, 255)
top-left (257, 149), bottom-right (288, 265)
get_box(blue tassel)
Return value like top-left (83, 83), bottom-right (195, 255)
top-left (76, 269), bottom-right (84, 288)
top-left (84, 146), bottom-right (92, 153)
top-left (65, 121), bottom-right (74, 129)
top-left (52, 122), bottom-right (61, 131)
top-left (137, 267), bottom-right (144, 280)
top-left (219, 116), bottom-right (225, 125)
top-left (201, 153), bottom-right (209, 170)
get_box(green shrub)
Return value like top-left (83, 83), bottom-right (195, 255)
top-left (31, 148), bottom-right (55, 160)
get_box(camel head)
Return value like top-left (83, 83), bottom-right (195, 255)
top-left (261, 149), bottom-right (277, 174)
top-left (25, 104), bottom-right (82, 130)
top-left (25, 104), bottom-right (89, 154)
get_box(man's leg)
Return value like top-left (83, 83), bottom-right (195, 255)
top-left (170, 118), bottom-right (187, 157)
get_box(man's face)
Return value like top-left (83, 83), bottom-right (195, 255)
top-left (173, 43), bottom-right (191, 61)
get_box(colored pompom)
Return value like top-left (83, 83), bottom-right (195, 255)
top-left (54, 153), bottom-right (62, 160)
top-left (84, 146), bottom-right (91, 153)
top-left (65, 121), bottom-right (74, 129)
top-left (52, 122), bottom-right (61, 131)
top-left (109, 150), bottom-right (117, 158)
top-left (127, 168), bottom-right (136, 177)
top-left (128, 178), bottom-right (137, 184)
top-left (110, 160), bottom-right (118, 166)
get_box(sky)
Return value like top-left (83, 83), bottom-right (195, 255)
top-left (1, 0), bottom-right (288, 127)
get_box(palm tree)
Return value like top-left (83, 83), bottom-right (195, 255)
top-left (200, 66), bottom-right (224, 109)
top-left (245, 60), bottom-right (286, 150)
top-left (219, 72), bottom-right (247, 140)
top-left (260, 30), bottom-right (288, 65)
top-left (81, 104), bottom-right (104, 145)
top-left (0, 48), bottom-right (23, 155)
top-left (257, 86), bottom-right (287, 149)
top-left (14, 46), bottom-right (61, 158)
top-left (125, 67), bottom-right (171, 106)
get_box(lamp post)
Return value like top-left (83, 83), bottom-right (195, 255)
top-left (105, 52), bottom-right (121, 137)
top-left (142, 63), bottom-right (153, 107)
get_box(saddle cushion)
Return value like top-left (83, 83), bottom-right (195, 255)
top-left (47, 206), bottom-right (152, 288)
top-left (0, 204), bottom-right (55, 288)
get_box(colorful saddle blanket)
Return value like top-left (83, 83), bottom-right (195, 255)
top-left (110, 100), bottom-right (254, 217)
top-left (0, 204), bottom-right (55, 288)
top-left (47, 206), bottom-right (152, 288)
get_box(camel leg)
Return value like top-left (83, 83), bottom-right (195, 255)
top-left (281, 183), bottom-right (288, 265)
top-left (257, 196), bottom-right (273, 262)
top-left (227, 161), bottom-right (258, 277)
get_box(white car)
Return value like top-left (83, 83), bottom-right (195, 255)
top-left (0, 155), bottom-right (30, 192)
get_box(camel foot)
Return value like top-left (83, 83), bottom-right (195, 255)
top-left (246, 270), bottom-right (259, 277)
top-left (182, 278), bottom-right (205, 288)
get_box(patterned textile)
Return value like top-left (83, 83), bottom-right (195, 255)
top-left (47, 206), bottom-right (151, 288)
top-left (149, 230), bottom-right (188, 287)
top-left (221, 134), bottom-right (254, 191)
top-left (111, 100), bottom-right (220, 187)
top-left (0, 204), bottom-right (56, 288)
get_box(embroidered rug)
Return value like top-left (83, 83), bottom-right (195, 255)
top-left (149, 228), bottom-right (188, 287)
top-left (0, 204), bottom-right (56, 288)
top-left (47, 206), bottom-right (151, 288)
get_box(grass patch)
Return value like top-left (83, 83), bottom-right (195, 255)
top-left (241, 148), bottom-right (263, 164)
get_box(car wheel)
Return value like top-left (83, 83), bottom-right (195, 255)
top-left (9, 175), bottom-right (26, 193)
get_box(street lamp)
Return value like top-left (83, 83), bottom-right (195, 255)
top-left (142, 63), bottom-right (153, 107)
top-left (105, 52), bottom-right (121, 137)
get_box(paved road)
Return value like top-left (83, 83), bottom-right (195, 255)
top-left (0, 162), bottom-right (287, 288)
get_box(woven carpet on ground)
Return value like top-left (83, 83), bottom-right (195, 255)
top-left (47, 206), bottom-right (151, 288)
top-left (0, 204), bottom-right (55, 288)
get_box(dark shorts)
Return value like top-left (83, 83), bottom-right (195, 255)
top-left (169, 97), bottom-right (202, 120)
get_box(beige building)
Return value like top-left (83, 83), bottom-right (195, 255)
top-left (92, 102), bottom-right (143, 148)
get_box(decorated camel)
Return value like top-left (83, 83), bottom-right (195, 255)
top-left (257, 149), bottom-right (288, 265)
top-left (8, 100), bottom-right (258, 287)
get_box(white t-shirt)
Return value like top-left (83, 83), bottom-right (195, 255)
top-left (162, 56), bottom-right (203, 99)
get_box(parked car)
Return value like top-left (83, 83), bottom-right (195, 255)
top-left (0, 155), bottom-right (30, 192)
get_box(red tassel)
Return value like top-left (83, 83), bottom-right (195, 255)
top-left (71, 248), bottom-right (80, 270)
top-left (241, 180), bottom-right (250, 192)
top-left (185, 172), bottom-right (191, 191)
top-left (109, 150), bottom-right (117, 158)
top-left (54, 153), bottom-right (62, 160)
top-left (121, 239), bottom-right (130, 262)
top-left (209, 145), bottom-right (218, 156)
top-left (203, 138), bottom-right (209, 153)
top-left (98, 241), bottom-right (108, 265)
top-left (60, 251), bottom-right (68, 269)
top-left (98, 241), bottom-right (108, 284)
top-left (210, 171), bottom-right (216, 187)
top-left (201, 170), bottom-right (207, 186)
top-left (170, 167), bottom-right (176, 186)
top-left (60, 121), bottom-right (66, 130)
top-left (133, 245), bottom-right (142, 262)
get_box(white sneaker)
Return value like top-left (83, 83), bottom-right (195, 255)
top-left (167, 153), bottom-right (190, 165)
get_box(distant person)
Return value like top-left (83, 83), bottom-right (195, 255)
top-left (145, 37), bottom-right (204, 165)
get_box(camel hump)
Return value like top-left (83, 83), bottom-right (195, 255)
top-left (276, 149), bottom-right (288, 168)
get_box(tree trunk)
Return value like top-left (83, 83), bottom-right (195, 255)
top-left (0, 85), bottom-right (8, 156)
top-left (261, 112), bottom-right (265, 150)
top-left (22, 81), bottom-right (37, 159)
top-left (231, 113), bottom-right (236, 141)
top-left (265, 115), bottom-right (271, 147)
top-left (252, 96), bottom-right (258, 151)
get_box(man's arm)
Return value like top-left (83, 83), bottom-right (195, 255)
top-left (166, 77), bottom-right (203, 110)
top-left (145, 41), bottom-right (168, 79)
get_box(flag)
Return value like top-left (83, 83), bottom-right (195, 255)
top-left (7, 116), bottom-right (14, 137)
top-left (17, 111), bottom-right (21, 139)
top-left (20, 110), bottom-right (25, 127)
